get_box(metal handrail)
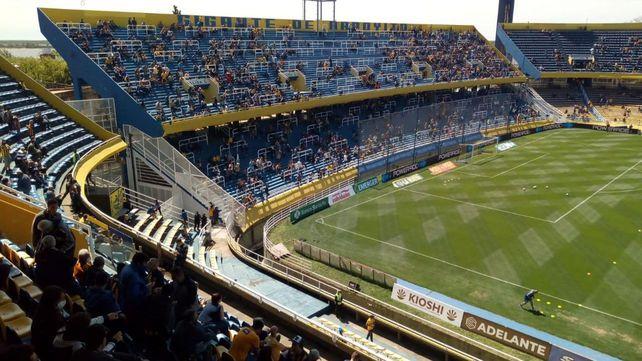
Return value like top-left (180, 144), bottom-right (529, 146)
top-left (260, 181), bottom-right (520, 361)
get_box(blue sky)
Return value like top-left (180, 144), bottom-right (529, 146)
top-left (1, 0), bottom-right (641, 40)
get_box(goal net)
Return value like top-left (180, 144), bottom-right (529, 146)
top-left (457, 137), bottom-right (499, 163)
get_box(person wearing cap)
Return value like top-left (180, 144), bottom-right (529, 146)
top-left (280, 335), bottom-right (306, 361)
top-left (32, 197), bottom-right (76, 257)
top-left (229, 317), bottom-right (263, 361)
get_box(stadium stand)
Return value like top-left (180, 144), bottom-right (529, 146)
top-left (167, 86), bottom-right (543, 205)
top-left (502, 26), bottom-right (642, 73)
top-left (0, 70), bottom-right (101, 199)
top-left (53, 14), bottom-right (520, 122)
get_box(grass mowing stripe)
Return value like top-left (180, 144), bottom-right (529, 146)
top-left (314, 217), bottom-right (642, 327)
top-left (553, 159), bottom-right (642, 223)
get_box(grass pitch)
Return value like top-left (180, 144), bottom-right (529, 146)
top-left (272, 129), bottom-right (642, 360)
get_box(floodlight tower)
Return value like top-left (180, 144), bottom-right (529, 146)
top-left (303, 0), bottom-right (337, 32)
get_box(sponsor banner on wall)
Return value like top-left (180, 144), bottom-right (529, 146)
top-left (290, 198), bottom-right (329, 224)
top-left (353, 177), bottom-right (379, 193)
top-left (496, 141), bottom-right (517, 152)
top-left (510, 128), bottom-right (534, 139)
top-left (391, 283), bottom-right (464, 327)
top-left (461, 313), bottom-right (552, 359)
top-left (109, 187), bottom-right (125, 218)
top-left (538, 123), bottom-right (563, 132)
top-left (547, 345), bottom-right (593, 361)
top-left (591, 124), bottom-right (638, 134)
top-left (328, 185), bottom-right (355, 206)
top-left (429, 161), bottom-right (457, 175)
top-left (381, 159), bottom-right (429, 183)
top-left (392, 174), bottom-right (423, 188)
top-left (438, 148), bottom-right (461, 161)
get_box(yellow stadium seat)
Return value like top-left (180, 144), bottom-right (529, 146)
top-left (2, 316), bottom-right (32, 339)
top-left (0, 291), bottom-right (10, 305)
top-left (9, 274), bottom-right (33, 290)
top-left (21, 284), bottom-right (42, 302)
top-left (0, 302), bottom-right (25, 322)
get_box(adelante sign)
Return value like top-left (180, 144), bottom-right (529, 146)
top-left (461, 313), bottom-right (552, 359)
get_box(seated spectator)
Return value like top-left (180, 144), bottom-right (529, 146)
top-left (16, 170), bottom-right (32, 194)
top-left (83, 255), bottom-right (108, 288)
top-left (71, 324), bottom-right (136, 361)
top-left (146, 257), bottom-right (166, 291)
top-left (280, 335), bottom-right (306, 361)
top-left (31, 286), bottom-right (67, 361)
top-left (260, 325), bottom-right (282, 361)
top-left (73, 248), bottom-right (92, 286)
top-left (198, 293), bottom-right (228, 334)
top-left (170, 307), bottom-right (216, 361)
top-left (0, 345), bottom-right (38, 361)
top-left (229, 317), bottom-right (263, 361)
top-left (85, 272), bottom-right (121, 319)
top-left (52, 311), bottom-right (92, 360)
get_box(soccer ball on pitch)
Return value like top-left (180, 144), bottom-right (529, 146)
top-left (565, 192), bottom-right (569, 196)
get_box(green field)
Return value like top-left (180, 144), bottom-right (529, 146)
top-left (272, 129), bottom-right (642, 360)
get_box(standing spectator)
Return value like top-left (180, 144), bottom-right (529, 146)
top-left (142, 284), bottom-right (175, 361)
top-left (194, 211), bottom-right (201, 230)
top-left (200, 213), bottom-right (208, 230)
top-left (118, 252), bottom-right (149, 336)
top-left (180, 209), bottom-right (188, 227)
top-left (32, 197), bottom-right (76, 256)
top-left (229, 317), bottom-right (263, 361)
top-left (365, 315), bottom-right (375, 342)
top-left (0, 141), bottom-right (11, 175)
top-left (174, 238), bottom-right (189, 268)
top-left (34, 235), bottom-right (77, 293)
top-left (154, 199), bottom-right (163, 217)
top-left (170, 267), bottom-right (198, 322)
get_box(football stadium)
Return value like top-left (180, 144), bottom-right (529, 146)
top-left (0, 1), bottom-right (640, 360)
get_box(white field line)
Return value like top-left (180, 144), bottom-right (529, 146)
top-left (314, 219), bottom-right (642, 327)
top-left (316, 161), bottom-right (478, 221)
top-left (402, 188), bottom-right (555, 224)
top-left (553, 160), bottom-right (642, 223)
top-left (318, 132), bottom-right (560, 222)
top-left (490, 153), bottom-right (549, 179)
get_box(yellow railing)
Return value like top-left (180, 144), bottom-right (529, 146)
top-left (162, 76), bottom-right (526, 135)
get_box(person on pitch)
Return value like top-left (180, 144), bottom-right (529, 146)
top-left (520, 289), bottom-right (538, 310)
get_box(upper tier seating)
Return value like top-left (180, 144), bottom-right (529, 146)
top-left (0, 72), bottom-right (101, 199)
top-left (60, 20), bottom-right (519, 121)
top-left (505, 29), bottom-right (642, 73)
top-left (169, 88), bottom-right (542, 206)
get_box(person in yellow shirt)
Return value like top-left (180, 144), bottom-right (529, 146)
top-left (229, 317), bottom-right (263, 361)
top-left (365, 315), bottom-right (375, 342)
